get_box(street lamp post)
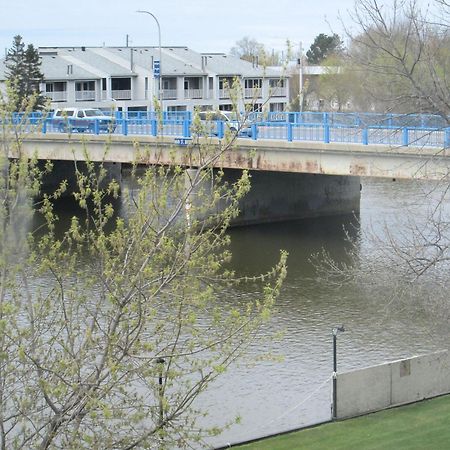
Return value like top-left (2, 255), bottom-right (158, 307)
top-left (137, 10), bottom-right (163, 114)
top-left (156, 357), bottom-right (165, 427)
top-left (298, 41), bottom-right (303, 113)
top-left (332, 325), bottom-right (345, 420)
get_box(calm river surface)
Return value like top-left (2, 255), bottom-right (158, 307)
top-left (37, 175), bottom-right (450, 448)
top-left (201, 176), bottom-right (450, 448)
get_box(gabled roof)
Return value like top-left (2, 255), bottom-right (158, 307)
top-left (39, 52), bottom-right (101, 80)
top-left (40, 47), bottom-right (137, 79)
top-left (101, 46), bottom-right (205, 76)
top-left (0, 45), bottom-right (286, 81)
top-left (199, 53), bottom-right (281, 78)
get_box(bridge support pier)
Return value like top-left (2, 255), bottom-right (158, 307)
top-left (223, 169), bottom-right (360, 226)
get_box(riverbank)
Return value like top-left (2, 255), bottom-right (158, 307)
top-left (235, 394), bottom-right (450, 449)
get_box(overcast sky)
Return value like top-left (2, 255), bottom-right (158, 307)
top-left (1, 0), bottom-right (359, 57)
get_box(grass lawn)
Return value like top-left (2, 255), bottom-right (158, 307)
top-left (237, 394), bottom-right (450, 450)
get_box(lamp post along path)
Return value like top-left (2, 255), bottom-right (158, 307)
top-left (332, 325), bottom-right (345, 420)
top-left (137, 10), bottom-right (163, 113)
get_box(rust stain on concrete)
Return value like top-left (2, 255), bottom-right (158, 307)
top-left (349, 163), bottom-right (368, 176)
top-left (305, 160), bottom-right (320, 172)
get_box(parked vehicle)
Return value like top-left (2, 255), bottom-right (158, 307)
top-left (197, 111), bottom-right (252, 137)
top-left (52, 108), bottom-right (115, 133)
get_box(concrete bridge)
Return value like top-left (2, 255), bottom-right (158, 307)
top-left (14, 133), bottom-right (450, 225)
top-left (18, 133), bottom-right (450, 181)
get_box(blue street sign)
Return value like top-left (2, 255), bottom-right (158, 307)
top-left (153, 60), bottom-right (160, 78)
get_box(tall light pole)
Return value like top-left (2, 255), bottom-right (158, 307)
top-left (332, 325), bottom-right (345, 420)
top-left (137, 10), bottom-right (163, 114)
top-left (298, 41), bottom-right (304, 113)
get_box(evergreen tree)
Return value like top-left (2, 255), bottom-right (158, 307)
top-left (5, 35), bottom-right (45, 111)
top-left (306, 33), bottom-right (344, 65)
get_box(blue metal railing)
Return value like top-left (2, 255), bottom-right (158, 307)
top-left (7, 111), bottom-right (450, 148)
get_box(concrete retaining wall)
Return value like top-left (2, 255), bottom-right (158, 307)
top-left (336, 350), bottom-right (450, 419)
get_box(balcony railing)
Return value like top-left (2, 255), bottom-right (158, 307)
top-left (75, 90), bottom-right (96, 101)
top-left (270, 86), bottom-right (287, 97)
top-left (163, 89), bottom-right (177, 100)
top-left (112, 90), bottom-right (131, 100)
top-left (219, 89), bottom-right (231, 99)
top-left (100, 90), bottom-right (132, 100)
top-left (184, 89), bottom-right (203, 99)
top-left (244, 88), bottom-right (262, 99)
top-left (44, 91), bottom-right (67, 102)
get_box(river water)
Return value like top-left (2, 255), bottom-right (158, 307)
top-left (27, 175), bottom-right (450, 448)
top-left (202, 176), bottom-right (450, 448)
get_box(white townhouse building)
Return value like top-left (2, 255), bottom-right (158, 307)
top-left (0, 45), bottom-right (289, 114)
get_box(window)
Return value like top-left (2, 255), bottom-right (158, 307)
top-left (269, 79), bottom-right (285, 88)
top-left (75, 81), bottom-right (95, 91)
top-left (244, 79), bottom-right (262, 89)
top-left (128, 106), bottom-right (148, 112)
top-left (111, 78), bottom-right (131, 90)
top-left (219, 77), bottom-right (234, 90)
top-left (270, 103), bottom-right (285, 112)
top-left (55, 109), bottom-right (75, 117)
top-left (167, 105), bottom-right (187, 112)
top-left (163, 77), bottom-right (177, 90)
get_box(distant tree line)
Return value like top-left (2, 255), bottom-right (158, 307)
top-left (231, 0), bottom-right (449, 116)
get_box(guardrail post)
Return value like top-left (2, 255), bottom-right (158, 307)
top-left (94, 119), bottom-right (100, 135)
top-left (402, 127), bottom-right (409, 146)
top-left (217, 120), bottom-right (224, 139)
top-left (445, 128), bottom-right (450, 149)
top-left (287, 123), bottom-right (293, 142)
top-left (151, 119), bottom-right (158, 136)
top-left (362, 127), bottom-right (368, 145)
top-left (122, 119), bottom-right (128, 136)
top-left (183, 119), bottom-right (191, 138)
top-left (251, 123), bottom-right (258, 140)
top-left (324, 123), bottom-right (330, 144)
top-left (388, 114), bottom-right (393, 128)
top-left (323, 111), bottom-right (329, 126)
top-left (41, 119), bottom-right (47, 134)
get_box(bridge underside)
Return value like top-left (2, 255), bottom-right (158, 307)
top-left (43, 161), bottom-right (360, 226)
top-left (224, 169), bottom-right (361, 226)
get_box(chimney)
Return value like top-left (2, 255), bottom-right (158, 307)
top-left (201, 55), bottom-right (207, 71)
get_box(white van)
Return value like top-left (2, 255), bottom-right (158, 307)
top-left (52, 108), bottom-right (115, 133)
